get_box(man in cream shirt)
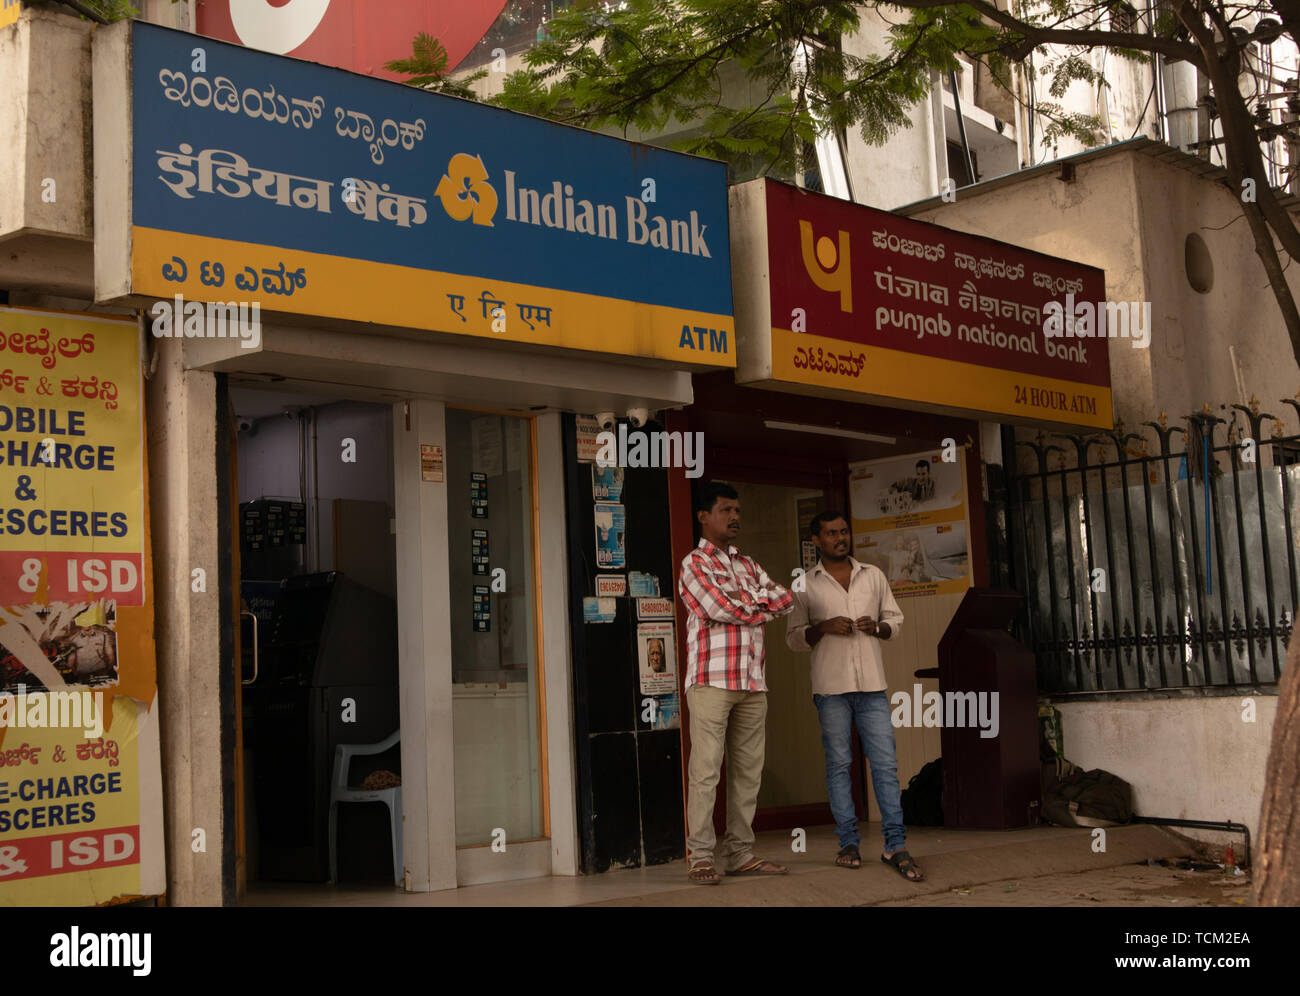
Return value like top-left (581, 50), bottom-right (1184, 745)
top-left (786, 510), bottom-right (924, 881)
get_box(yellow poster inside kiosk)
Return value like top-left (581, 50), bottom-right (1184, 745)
top-left (849, 448), bottom-right (973, 598)
top-left (0, 306), bottom-right (163, 906)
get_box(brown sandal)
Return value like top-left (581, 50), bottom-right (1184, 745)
top-left (688, 861), bottom-right (722, 885)
top-left (731, 856), bottom-right (788, 875)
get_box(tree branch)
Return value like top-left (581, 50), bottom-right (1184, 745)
top-left (887, 0), bottom-right (1205, 67)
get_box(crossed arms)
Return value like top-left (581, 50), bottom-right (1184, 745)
top-left (678, 554), bottom-right (793, 627)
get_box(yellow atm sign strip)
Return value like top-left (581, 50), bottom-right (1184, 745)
top-left (132, 228), bottom-right (735, 367)
top-left (1, 1), bottom-right (20, 30)
top-left (770, 327), bottom-right (1113, 429)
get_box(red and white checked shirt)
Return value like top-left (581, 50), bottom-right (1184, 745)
top-left (678, 537), bottom-right (794, 691)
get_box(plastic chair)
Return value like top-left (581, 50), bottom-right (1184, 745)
top-left (328, 729), bottom-right (402, 886)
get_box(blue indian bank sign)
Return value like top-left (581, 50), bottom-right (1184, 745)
top-left (118, 21), bottom-right (734, 365)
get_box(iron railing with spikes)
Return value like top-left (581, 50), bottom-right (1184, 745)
top-left (1007, 397), bottom-right (1298, 694)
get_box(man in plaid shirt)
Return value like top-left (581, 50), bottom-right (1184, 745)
top-left (678, 481), bottom-right (794, 884)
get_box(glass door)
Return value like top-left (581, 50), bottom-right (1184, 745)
top-left (444, 409), bottom-right (546, 846)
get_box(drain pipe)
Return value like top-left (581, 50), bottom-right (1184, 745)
top-left (1162, 42), bottom-right (1199, 151)
top-left (1131, 816), bottom-right (1251, 869)
top-left (927, 69), bottom-right (947, 195)
top-left (1148, 1), bottom-right (1166, 142)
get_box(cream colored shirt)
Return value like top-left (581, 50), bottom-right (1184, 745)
top-left (785, 557), bottom-right (904, 695)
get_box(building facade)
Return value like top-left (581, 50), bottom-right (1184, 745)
top-left (3, 1), bottom-right (1292, 905)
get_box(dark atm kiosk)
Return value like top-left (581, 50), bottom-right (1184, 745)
top-left (926, 587), bottom-right (1040, 830)
top-left (251, 572), bottom-right (400, 881)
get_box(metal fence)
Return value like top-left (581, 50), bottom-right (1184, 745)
top-left (1008, 399), bottom-right (1300, 694)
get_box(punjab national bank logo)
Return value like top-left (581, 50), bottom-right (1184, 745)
top-left (800, 220), bottom-right (852, 312)
top-left (435, 153), bottom-right (498, 227)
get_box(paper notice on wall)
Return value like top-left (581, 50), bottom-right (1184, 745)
top-left (636, 597), bottom-right (675, 620)
top-left (595, 575), bottom-right (627, 597)
top-left (636, 621), bottom-right (676, 695)
top-left (582, 597), bottom-right (616, 624)
top-left (421, 444), bottom-right (444, 482)
top-left (471, 529), bottom-right (489, 575)
top-left (576, 416), bottom-right (600, 463)
top-left (646, 691), bottom-right (680, 731)
top-left (801, 540), bottom-right (818, 572)
top-left (472, 586), bottom-right (491, 632)
top-left (795, 495), bottom-right (822, 568)
top-left (628, 572), bottom-right (660, 597)
top-left (592, 464), bottom-right (624, 501)
top-left (594, 502), bottom-right (626, 569)
top-left (849, 448), bottom-right (971, 598)
top-left (470, 472), bottom-right (488, 518)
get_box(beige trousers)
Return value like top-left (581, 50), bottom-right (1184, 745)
top-left (685, 684), bottom-right (768, 870)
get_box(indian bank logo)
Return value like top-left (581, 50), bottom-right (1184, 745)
top-left (435, 153), bottom-right (498, 227)
top-left (229, 0), bottom-right (332, 56)
top-left (800, 220), bottom-right (852, 313)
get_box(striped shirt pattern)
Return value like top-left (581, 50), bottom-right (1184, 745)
top-left (678, 537), bottom-right (794, 691)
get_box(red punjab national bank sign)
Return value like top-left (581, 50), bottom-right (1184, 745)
top-left (730, 179), bottom-right (1113, 429)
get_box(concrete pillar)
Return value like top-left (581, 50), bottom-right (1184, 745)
top-left (147, 338), bottom-right (227, 905)
top-left (392, 400), bottom-right (457, 891)
top-left (536, 413), bottom-right (578, 876)
top-left (139, 0), bottom-right (193, 30)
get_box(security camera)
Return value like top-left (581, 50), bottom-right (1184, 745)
top-left (595, 411), bottom-right (617, 431)
top-left (626, 407), bottom-right (650, 428)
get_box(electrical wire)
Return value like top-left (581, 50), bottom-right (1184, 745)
top-left (1129, 80), bottom-right (1156, 139)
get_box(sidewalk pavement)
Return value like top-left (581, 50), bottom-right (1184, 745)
top-left (244, 822), bottom-right (1194, 907)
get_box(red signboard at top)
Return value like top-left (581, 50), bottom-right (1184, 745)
top-left (196, 0), bottom-right (508, 80)
top-left (740, 180), bottom-right (1113, 428)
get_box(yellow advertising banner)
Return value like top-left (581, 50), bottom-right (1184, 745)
top-left (0, 306), bottom-right (163, 906)
top-left (849, 448), bottom-right (973, 598)
top-left (0, 2), bottom-right (20, 31)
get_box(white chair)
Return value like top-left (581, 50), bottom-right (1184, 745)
top-left (328, 729), bottom-right (402, 886)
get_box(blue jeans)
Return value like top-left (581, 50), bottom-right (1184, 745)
top-left (814, 691), bottom-right (906, 853)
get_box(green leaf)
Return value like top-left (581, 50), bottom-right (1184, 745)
top-left (386, 32), bottom-right (485, 99)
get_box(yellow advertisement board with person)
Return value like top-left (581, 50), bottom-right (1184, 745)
top-left (0, 306), bottom-right (163, 906)
top-left (849, 447), bottom-right (973, 599)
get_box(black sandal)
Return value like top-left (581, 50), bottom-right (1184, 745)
top-left (882, 849), bottom-right (924, 881)
top-left (835, 845), bottom-right (861, 869)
